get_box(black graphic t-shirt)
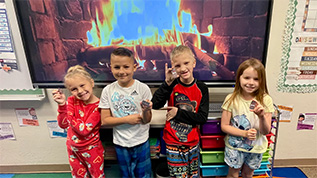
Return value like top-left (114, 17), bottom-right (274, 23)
top-left (152, 78), bottom-right (209, 146)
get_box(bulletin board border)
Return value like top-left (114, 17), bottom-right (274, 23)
top-left (278, 0), bottom-right (317, 93)
top-left (0, 88), bottom-right (45, 101)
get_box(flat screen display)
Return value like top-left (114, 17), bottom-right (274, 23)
top-left (13, 0), bottom-right (272, 88)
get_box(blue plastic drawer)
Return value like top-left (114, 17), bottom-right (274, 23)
top-left (200, 163), bottom-right (270, 177)
top-left (259, 161), bottom-right (270, 169)
top-left (200, 164), bottom-right (228, 177)
top-left (253, 168), bottom-right (270, 175)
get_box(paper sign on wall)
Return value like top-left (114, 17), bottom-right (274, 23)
top-left (297, 113), bottom-right (316, 130)
top-left (47, 120), bottom-right (67, 138)
top-left (0, 123), bottom-right (15, 140)
top-left (15, 108), bottom-right (39, 126)
top-left (277, 105), bottom-right (293, 122)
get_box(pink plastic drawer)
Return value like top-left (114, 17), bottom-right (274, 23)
top-left (200, 135), bottom-right (225, 149)
top-left (201, 119), bottom-right (224, 135)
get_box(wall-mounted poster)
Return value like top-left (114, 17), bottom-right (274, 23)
top-left (278, 0), bottom-right (317, 93)
top-left (0, 0), bottom-right (17, 72)
top-left (0, 123), bottom-right (15, 140)
top-left (297, 113), bottom-right (316, 130)
top-left (47, 120), bottom-right (67, 138)
top-left (15, 108), bottom-right (39, 126)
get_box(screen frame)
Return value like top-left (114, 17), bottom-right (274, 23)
top-left (13, 0), bottom-right (273, 88)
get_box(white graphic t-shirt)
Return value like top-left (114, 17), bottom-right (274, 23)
top-left (99, 80), bottom-right (152, 147)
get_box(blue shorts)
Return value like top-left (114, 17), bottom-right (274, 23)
top-left (115, 140), bottom-right (152, 178)
top-left (224, 146), bottom-right (263, 170)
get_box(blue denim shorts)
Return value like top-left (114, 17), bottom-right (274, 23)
top-left (224, 146), bottom-right (263, 170)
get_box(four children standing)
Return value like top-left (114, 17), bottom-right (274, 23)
top-left (53, 46), bottom-right (274, 178)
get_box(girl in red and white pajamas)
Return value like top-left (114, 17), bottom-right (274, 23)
top-left (53, 65), bottom-right (105, 178)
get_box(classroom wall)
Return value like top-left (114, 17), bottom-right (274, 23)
top-left (0, 0), bottom-right (316, 172)
top-left (265, 0), bottom-right (317, 165)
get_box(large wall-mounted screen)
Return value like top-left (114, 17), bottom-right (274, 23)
top-left (14, 0), bottom-right (272, 88)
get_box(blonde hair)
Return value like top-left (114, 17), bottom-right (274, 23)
top-left (225, 58), bottom-right (268, 107)
top-left (170, 45), bottom-right (195, 61)
top-left (64, 65), bottom-right (93, 86)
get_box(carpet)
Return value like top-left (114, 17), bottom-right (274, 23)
top-left (268, 167), bottom-right (308, 178)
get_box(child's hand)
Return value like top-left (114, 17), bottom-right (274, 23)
top-left (251, 100), bottom-right (265, 118)
top-left (165, 63), bottom-right (178, 85)
top-left (126, 113), bottom-right (142, 125)
top-left (246, 128), bottom-right (257, 140)
top-left (140, 100), bottom-right (152, 111)
top-left (52, 89), bottom-right (66, 105)
top-left (161, 106), bottom-right (178, 121)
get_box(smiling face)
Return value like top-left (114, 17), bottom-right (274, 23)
top-left (110, 54), bottom-right (136, 87)
top-left (65, 75), bottom-right (95, 103)
top-left (171, 51), bottom-right (196, 84)
top-left (239, 66), bottom-right (259, 97)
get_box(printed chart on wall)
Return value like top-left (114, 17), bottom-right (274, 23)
top-left (279, 0), bottom-right (317, 93)
top-left (0, 0), bottom-right (17, 72)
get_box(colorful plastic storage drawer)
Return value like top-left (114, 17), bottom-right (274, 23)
top-left (259, 161), bottom-right (271, 169)
top-left (261, 155), bottom-right (270, 162)
top-left (200, 135), bottom-right (225, 149)
top-left (200, 164), bottom-right (228, 177)
top-left (253, 168), bottom-right (270, 175)
top-left (200, 163), bottom-right (270, 177)
top-left (201, 118), bottom-right (223, 135)
top-left (268, 140), bottom-right (273, 147)
top-left (200, 150), bottom-right (225, 164)
top-left (266, 132), bottom-right (274, 141)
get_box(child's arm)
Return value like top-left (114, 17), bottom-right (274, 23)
top-left (221, 110), bottom-right (256, 140)
top-left (56, 104), bottom-right (69, 129)
top-left (164, 63), bottom-right (178, 86)
top-left (52, 89), bottom-right (68, 129)
top-left (100, 108), bottom-right (143, 127)
top-left (171, 102), bottom-right (208, 125)
top-left (252, 101), bottom-right (272, 135)
top-left (151, 81), bottom-right (174, 109)
top-left (152, 64), bottom-right (176, 109)
top-left (140, 100), bottom-right (152, 124)
top-left (168, 82), bottom-right (209, 125)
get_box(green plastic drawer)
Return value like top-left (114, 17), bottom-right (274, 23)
top-left (200, 150), bottom-right (225, 164)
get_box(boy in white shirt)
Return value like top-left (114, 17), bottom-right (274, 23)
top-left (99, 47), bottom-right (152, 178)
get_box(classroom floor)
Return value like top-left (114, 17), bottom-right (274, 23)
top-left (0, 166), bottom-right (315, 178)
top-left (298, 166), bottom-right (317, 178)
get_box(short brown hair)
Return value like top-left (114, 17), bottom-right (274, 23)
top-left (111, 47), bottom-right (135, 63)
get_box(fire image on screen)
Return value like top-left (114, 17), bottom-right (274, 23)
top-left (14, 0), bottom-right (271, 87)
